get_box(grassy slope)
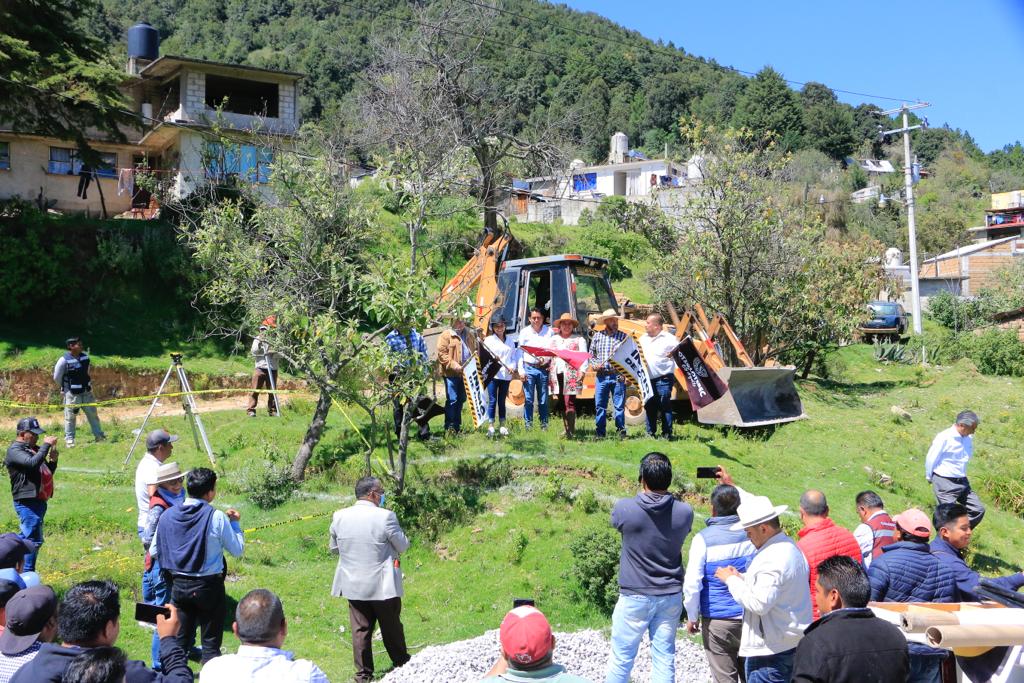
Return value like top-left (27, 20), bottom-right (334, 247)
top-left (3, 343), bottom-right (1022, 680)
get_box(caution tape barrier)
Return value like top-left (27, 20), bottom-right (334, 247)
top-left (0, 388), bottom-right (304, 411)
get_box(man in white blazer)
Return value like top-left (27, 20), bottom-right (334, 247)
top-left (330, 476), bottom-right (411, 682)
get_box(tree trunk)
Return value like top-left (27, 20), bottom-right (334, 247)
top-left (801, 349), bottom-right (817, 380)
top-left (291, 389), bottom-right (332, 481)
top-left (395, 399), bottom-right (414, 494)
top-left (95, 171), bottom-right (108, 219)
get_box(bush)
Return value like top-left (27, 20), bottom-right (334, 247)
top-left (568, 224), bottom-right (653, 280)
top-left (967, 329), bottom-right (1024, 376)
top-left (927, 291), bottom-right (991, 332)
top-left (244, 460), bottom-right (299, 509)
top-left (389, 482), bottom-right (471, 540)
top-left (573, 488), bottom-right (600, 514)
top-left (569, 528), bottom-right (621, 614)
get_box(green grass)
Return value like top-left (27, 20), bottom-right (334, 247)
top-left (3, 343), bottom-right (1024, 680)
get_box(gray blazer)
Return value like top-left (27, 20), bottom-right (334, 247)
top-left (329, 500), bottom-right (410, 601)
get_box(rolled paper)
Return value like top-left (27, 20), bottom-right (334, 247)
top-left (902, 611), bottom-right (959, 632)
top-left (903, 608), bottom-right (1024, 632)
top-left (926, 625), bottom-right (1024, 648)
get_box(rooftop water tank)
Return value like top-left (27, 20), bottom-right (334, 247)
top-left (610, 132), bottom-right (628, 164)
top-left (127, 22), bottom-right (160, 62)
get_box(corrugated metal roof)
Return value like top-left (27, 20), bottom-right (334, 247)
top-left (923, 235), bottom-right (1021, 263)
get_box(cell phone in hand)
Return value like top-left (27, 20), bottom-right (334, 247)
top-left (134, 602), bottom-right (170, 624)
top-left (696, 466), bottom-right (721, 479)
top-left (513, 598), bottom-right (535, 609)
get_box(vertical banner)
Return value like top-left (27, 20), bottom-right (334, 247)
top-left (610, 337), bottom-right (654, 404)
top-left (462, 357), bottom-right (489, 429)
top-left (671, 336), bottom-right (730, 409)
top-left (478, 341), bottom-right (502, 388)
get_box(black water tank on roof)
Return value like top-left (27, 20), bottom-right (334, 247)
top-left (127, 22), bottom-right (159, 61)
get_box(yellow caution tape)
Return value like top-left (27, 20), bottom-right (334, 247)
top-left (329, 396), bottom-right (374, 452)
top-left (0, 388), bottom-right (302, 410)
top-left (243, 509), bottom-right (335, 535)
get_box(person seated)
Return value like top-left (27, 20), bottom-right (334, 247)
top-left (479, 605), bottom-right (592, 682)
top-left (792, 555), bottom-right (908, 682)
top-left (198, 589), bottom-right (329, 682)
top-left (931, 503), bottom-right (1024, 602)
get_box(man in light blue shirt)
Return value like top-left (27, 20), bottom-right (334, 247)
top-left (924, 410), bottom-right (985, 528)
top-left (199, 589), bottom-right (329, 682)
top-left (151, 467), bottom-right (244, 664)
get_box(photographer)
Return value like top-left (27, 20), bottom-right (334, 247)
top-left (5, 419), bottom-right (59, 572)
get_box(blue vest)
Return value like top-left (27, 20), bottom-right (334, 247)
top-left (62, 351), bottom-right (92, 394)
top-left (699, 516), bottom-right (756, 619)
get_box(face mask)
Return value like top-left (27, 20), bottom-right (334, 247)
top-left (379, 493), bottom-right (387, 508)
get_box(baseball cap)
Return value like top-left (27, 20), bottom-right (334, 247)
top-left (894, 508), bottom-right (933, 539)
top-left (499, 606), bottom-right (554, 667)
top-left (0, 535), bottom-right (36, 569)
top-left (65, 336), bottom-right (81, 348)
top-left (14, 418), bottom-right (44, 436)
top-left (145, 429), bottom-right (179, 450)
top-left (0, 579), bottom-right (21, 608)
top-left (0, 585), bottom-right (57, 655)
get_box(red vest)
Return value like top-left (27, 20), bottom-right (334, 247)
top-left (866, 511), bottom-right (897, 558)
top-left (798, 518), bottom-right (864, 619)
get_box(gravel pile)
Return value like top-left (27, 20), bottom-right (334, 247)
top-left (380, 628), bottom-right (712, 682)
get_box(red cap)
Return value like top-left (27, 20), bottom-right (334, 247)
top-left (894, 508), bottom-right (933, 538)
top-left (500, 606), bottom-right (553, 666)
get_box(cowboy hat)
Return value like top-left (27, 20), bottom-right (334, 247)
top-left (489, 314), bottom-right (511, 329)
top-left (729, 495), bottom-right (788, 530)
top-left (553, 312), bottom-right (579, 328)
top-left (149, 461), bottom-right (187, 487)
top-left (597, 308), bottom-right (620, 325)
top-left (508, 379), bottom-right (526, 406)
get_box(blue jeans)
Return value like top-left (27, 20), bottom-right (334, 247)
top-left (645, 374), bottom-right (674, 437)
top-left (486, 379), bottom-right (509, 422)
top-left (13, 499), bottom-right (46, 572)
top-left (745, 648), bottom-right (795, 683)
top-left (443, 375), bottom-right (466, 432)
top-left (523, 365), bottom-right (549, 428)
top-left (143, 557), bottom-right (168, 669)
top-left (605, 592), bottom-right (682, 683)
top-left (594, 373), bottom-right (626, 437)
top-left (908, 652), bottom-right (946, 683)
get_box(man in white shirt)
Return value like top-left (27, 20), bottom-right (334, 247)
top-left (248, 318), bottom-right (280, 417)
top-left (134, 430), bottom-right (178, 538)
top-left (638, 314), bottom-right (678, 439)
top-left (924, 410), bottom-right (984, 528)
top-left (714, 469), bottom-right (812, 683)
top-left (199, 588), bottom-right (329, 682)
top-left (516, 308), bottom-right (553, 430)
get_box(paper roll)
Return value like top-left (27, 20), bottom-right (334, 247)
top-left (926, 625), bottom-right (1024, 648)
top-left (902, 611), bottom-right (959, 632)
top-left (903, 608), bottom-right (1024, 632)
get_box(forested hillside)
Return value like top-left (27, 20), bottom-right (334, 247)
top-left (87, 0), bottom-right (1024, 253)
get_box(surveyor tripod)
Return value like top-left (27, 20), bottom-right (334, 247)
top-left (124, 353), bottom-right (216, 465)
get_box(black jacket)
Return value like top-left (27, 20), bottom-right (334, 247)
top-left (791, 608), bottom-right (908, 683)
top-left (5, 441), bottom-right (57, 501)
top-left (10, 636), bottom-right (192, 683)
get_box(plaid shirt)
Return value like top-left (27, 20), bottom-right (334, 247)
top-left (590, 329), bottom-right (627, 372)
top-left (385, 329), bottom-right (428, 366)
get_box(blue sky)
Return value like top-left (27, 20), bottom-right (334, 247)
top-left (560, 0), bottom-right (1024, 152)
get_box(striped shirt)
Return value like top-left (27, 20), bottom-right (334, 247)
top-left (590, 329), bottom-right (627, 372)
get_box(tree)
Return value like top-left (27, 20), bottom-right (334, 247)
top-left (731, 67), bottom-right (805, 151)
top-left (648, 121), bottom-right (885, 373)
top-left (180, 128), bottom-right (434, 484)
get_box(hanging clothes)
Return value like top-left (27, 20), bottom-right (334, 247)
top-left (117, 167), bottom-right (134, 196)
top-left (76, 165), bottom-right (92, 199)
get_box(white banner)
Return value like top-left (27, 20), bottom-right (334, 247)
top-left (611, 337), bottom-right (654, 404)
top-left (462, 357), bottom-right (489, 429)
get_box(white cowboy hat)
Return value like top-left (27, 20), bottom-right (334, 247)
top-left (730, 495), bottom-right (788, 530)
top-left (596, 308), bottom-right (620, 325)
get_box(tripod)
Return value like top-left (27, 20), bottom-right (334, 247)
top-left (124, 353), bottom-right (216, 466)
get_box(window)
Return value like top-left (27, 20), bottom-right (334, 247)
top-left (205, 143), bottom-right (273, 184)
top-left (205, 75), bottom-right (279, 117)
top-left (0, 142), bottom-right (9, 170)
top-left (48, 147), bottom-right (117, 177)
top-left (572, 172), bottom-right (596, 192)
top-left (573, 266), bottom-right (616, 322)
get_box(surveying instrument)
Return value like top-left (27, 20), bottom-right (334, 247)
top-left (124, 353), bottom-right (216, 465)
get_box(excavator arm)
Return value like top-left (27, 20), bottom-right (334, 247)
top-left (434, 226), bottom-right (515, 326)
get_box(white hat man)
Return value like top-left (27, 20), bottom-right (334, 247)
top-left (589, 308), bottom-right (628, 439)
top-left (713, 468), bottom-right (812, 682)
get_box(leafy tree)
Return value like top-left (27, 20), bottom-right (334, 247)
top-left (731, 67), bottom-right (805, 151)
top-left (648, 121), bottom-right (885, 374)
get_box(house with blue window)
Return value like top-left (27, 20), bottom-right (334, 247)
top-left (0, 22), bottom-right (301, 217)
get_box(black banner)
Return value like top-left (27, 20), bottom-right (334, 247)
top-left (671, 336), bottom-right (729, 409)
top-left (478, 342), bottom-right (501, 388)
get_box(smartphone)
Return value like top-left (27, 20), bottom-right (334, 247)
top-left (134, 602), bottom-right (170, 624)
top-left (696, 466), bottom-right (721, 479)
top-left (513, 598), bottom-right (535, 609)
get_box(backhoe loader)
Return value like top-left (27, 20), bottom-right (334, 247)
top-left (424, 225), bottom-right (804, 427)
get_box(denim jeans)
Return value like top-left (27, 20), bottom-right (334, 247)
top-left (645, 374), bottom-right (674, 437)
top-left (13, 499), bottom-right (46, 571)
top-left (64, 390), bottom-right (105, 443)
top-left (908, 652), bottom-right (946, 683)
top-left (443, 375), bottom-right (466, 432)
top-left (523, 365), bottom-right (549, 428)
top-left (604, 592), bottom-right (682, 683)
top-left (143, 557), bottom-right (168, 669)
top-left (486, 379), bottom-right (509, 422)
top-left (745, 648), bottom-right (795, 683)
top-left (594, 373), bottom-right (626, 437)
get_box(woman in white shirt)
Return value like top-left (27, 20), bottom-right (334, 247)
top-left (548, 313), bottom-right (588, 438)
top-left (482, 315), bottom-right (518, 437)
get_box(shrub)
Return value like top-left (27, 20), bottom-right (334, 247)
top-left (573, 488), bottom-right (600, 514)
top-left (244, 460), bottom-right (299, 509)
top-left (509, 529), bottom-right (529, 564)
top-left (927, 291), bottom-right (991, 332)
top-left (967, 329), bottom-right (1024, 376)
top-left (452, 456), bottom-right (515, 489)
top-left (567, 224), bottom-right (653, 281)
top-left (389, 482), bottom-right (471, 540)
top-left (569, 528), bottom-right (621, 614)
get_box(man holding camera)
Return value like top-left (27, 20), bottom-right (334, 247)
top-left (5, 419), bottom-right (58, 573)
top-left (52, 337), bottom-right (105, 448)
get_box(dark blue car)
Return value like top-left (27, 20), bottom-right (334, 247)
top-left (859, 300), bottom-right (908, 340)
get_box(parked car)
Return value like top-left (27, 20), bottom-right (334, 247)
top-left (859, 301), bottom-right (908, 340)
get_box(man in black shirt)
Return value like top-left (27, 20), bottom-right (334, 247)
top-left (4, 418), bottom-right (58, 572)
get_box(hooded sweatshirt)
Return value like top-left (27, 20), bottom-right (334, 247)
top-left (155, 499), bottom-right (216, 575)
top-left (611, 491), bottom-right (694, 595)
top-left (10, 637), bottom-right (192, 683)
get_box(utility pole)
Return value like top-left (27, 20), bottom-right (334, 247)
top-left (877, 102), bottom-right (930, 335)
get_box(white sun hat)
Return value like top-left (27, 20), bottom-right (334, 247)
top-left (730, 494), bottom-right (789, 531)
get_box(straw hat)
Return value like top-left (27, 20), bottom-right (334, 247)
top-left (149, 461), bottom-right (187, 487)
top-left (597, 308), bottom-right (620, 325)
top-left (508, 379), bottom-right (526, 406)
top-left (553, 312), bottom-right (579, 328)
top-left (729, 495), bottom-right (788, 530)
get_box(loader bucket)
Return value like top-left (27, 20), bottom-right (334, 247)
top-left (696, 366), bottom-right (805, 428)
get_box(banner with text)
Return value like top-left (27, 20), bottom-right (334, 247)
top-left (462, 357), bottom-right (489, 429)
top-left (671, 336), bottom-right (730, 409)
top-left (610, 337), bottom-right (654, 404)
